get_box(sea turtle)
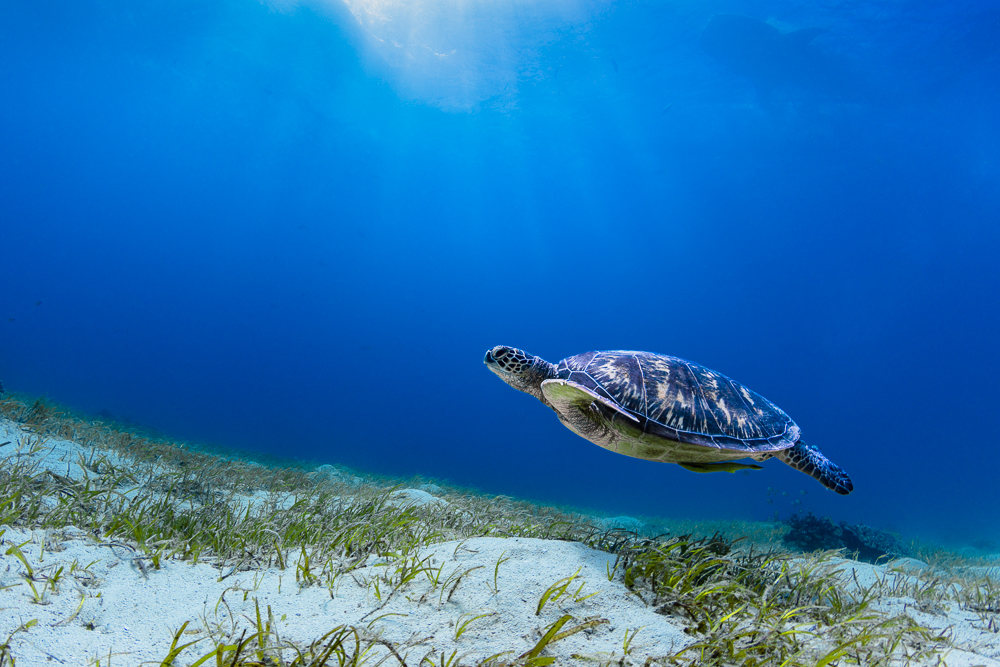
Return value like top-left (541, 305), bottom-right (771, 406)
top-left (484, 346), bottom-right (853, 495)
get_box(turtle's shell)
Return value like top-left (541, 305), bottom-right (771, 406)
top-left (555, 351), bottom-right (799, 452)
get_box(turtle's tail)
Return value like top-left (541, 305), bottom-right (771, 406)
top-left (775, 441), bottom-right (854, 495)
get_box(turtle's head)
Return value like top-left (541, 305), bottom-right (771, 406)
top-left (484, 345), bottom-right (557, 401)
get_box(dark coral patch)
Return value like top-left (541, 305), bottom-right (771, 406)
top-left (783, 513), bottom-right (912, 563)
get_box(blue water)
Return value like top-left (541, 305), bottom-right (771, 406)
top-left (2, 0), bottom-right (998, 547)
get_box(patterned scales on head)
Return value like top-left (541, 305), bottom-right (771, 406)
top-left (483, 346), bottom-right (854, 495)
top-left (557, 350), bottom-right (798, 462)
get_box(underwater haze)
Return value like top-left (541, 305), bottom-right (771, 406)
top-left (2, 0), bottom-right (998, 547)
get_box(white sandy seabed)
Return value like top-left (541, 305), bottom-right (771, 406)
top-left (1, 417), bottom-right (999, 666)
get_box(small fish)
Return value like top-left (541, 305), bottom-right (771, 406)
top-left (611, 59), bottom-right (619, 74)
top-left (35, 301), bottom-right (42, 306)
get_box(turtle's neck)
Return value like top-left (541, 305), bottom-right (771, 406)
top-left (526, 357), bottom-right (559, 401)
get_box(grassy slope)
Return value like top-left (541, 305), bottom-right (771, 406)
top-left (1, 394), bottom-right (997, 666)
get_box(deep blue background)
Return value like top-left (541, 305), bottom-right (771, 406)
top-left (2, 0), bottom-right (998, 545)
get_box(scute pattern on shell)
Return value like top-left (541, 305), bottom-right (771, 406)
top-left (556, 351), bottom-right (799, 452)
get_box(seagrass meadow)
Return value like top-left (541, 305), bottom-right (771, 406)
top-left (1, 392), bottom-right (998, 666)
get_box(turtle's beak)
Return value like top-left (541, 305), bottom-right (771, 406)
top-left (484, 349), bottom-right (495, 364)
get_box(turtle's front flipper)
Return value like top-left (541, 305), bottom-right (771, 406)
top-left (679, 461), bottom-right (763, 474)
top-left (541, 379), bottom-right (640, 448)
top-left (775, 441), bottom-right (854, 495)
top-left (541, 379), bottom-right (639, 422)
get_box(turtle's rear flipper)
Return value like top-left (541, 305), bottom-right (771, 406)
top-left (776, 441), bottom-right (854, 495)
top-left (679, 461), bottom-right (763, 474)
